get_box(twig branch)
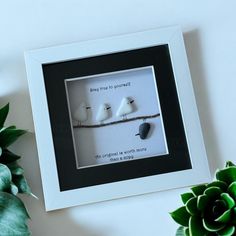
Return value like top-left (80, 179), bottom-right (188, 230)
top-left (73, 113), bottom-right (160, 128)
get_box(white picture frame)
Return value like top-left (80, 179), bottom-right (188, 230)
top-left (25, 26), bottom-right (210, 211)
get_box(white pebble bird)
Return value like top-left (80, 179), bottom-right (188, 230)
top-left (73, 102), bottom-right (91, 125)
top-left (96, 104), bottom-right (111, 123)
top-left (116, 97), bottom-right (134, 119)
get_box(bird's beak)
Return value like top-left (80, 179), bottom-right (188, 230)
top-left (130, 100), bottom-right (134, 104)
top-left (135, 133), bottom-right (140, 136)
top-left (107, 107), bottom-right (111, 110)
top-left (86, 107), bottom-right (91, 109)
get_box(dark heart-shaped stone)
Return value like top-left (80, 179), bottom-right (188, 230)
top-left (138, 122), bottom-right (151, 139)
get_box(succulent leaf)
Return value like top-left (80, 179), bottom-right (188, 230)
top-left (191, 184), bottom-right (207, 196)
top-left (204, 186), bottom-right (222, 199)
top-left (207, 181), bottom-right (228, 191)
top-left (221, 193), bottom-right (235, 209)
top-left (216, 167), bottom-right (236, 184)
top-left (181, 192), bottom-right (194, 204)
top-left (0, 164), bottom-right (12, 191)
top-left (186, 197), bottom-right (199, 215)
top-left (228, 182), bottom-right (236, 199)
top-left (170, 206), bottom-right (191, 227)
top-left (0, 103), bottom-right (9, 128)
top-left (226, 161), bottom-right (236, 168)
top-left (212, 200), bottom-right (227, 218)
top-left (202, 218), bottom-right (224, 232)
top-left (215, 208), bottom-right (231, 223)
top-left (232, 207), bottom-right (236, 224)
top-left (218, 225), bottom-right (235, 236)
top-left (189, 216), bottom-right (208, 236)
top-left (197, 195), bottom-right (209, 211)
top-left (184, 228), bottom-right (189, 236)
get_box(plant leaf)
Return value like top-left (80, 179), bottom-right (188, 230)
top-left (10, 182), bottom-right (19, 195)
top-left (202, 217), bottom-right (224, 232)
top-left (0, 127), bottom-right (26, 148)
top-left (197, 195), bottom-right (209, 211)
top-left (0, 149), bottom-right (21, 164)
top-left (7, 162), bottom-right (24, 175)
top-left (186, 197), bottom-right (199, 215)
top-left (170, 206), bottom-right (191, 227)
top-left (0, 163), bottom-right (12, 191)
top-left (216, 167), bottom-right (236, 184)
top-left (228, 182), bottom-right (236, 199)
top-left (176, 226), bottom-right (185, 236)
top-left (191, 184), bottom-right (207, 196)
top-left (0, 103), bottom-right (9, 128)
top-left (207, 181), bottom-right (228, 192)
top-left (6, 125), bottom-right (17, 129)
top-left (226, 161), bottom-right (235, 167)
top-left (0, 191), bottom-right (30, 235)
top-left (221, 193), bottom-right (235, 209)
top-left (189, 216), bottom-right (208, 236)
top-left (204, 186), bottom-right (222, 199)
top-left (181, 192), bottom-right (194, 204)
top-left (218, 225), bottom-right (235, 236)
top-left (215, 209), bottom-right (231, 223)
top-left (13, 175), bottom-right (32, 195)
top-left (232, 207), bottom-right (236, 224)
top-left (184, 228), bottom-right (190, 236)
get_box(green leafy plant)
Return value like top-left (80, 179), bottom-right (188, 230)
top-left (170, 161), bottom-right (236, 236)
top-left (0, 103), bottom-right (33, 235)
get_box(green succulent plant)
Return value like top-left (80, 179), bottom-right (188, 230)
top-left (170, 161), bottom-right (236, 236)
top-left (0, 103), bottom-right (33, 235)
